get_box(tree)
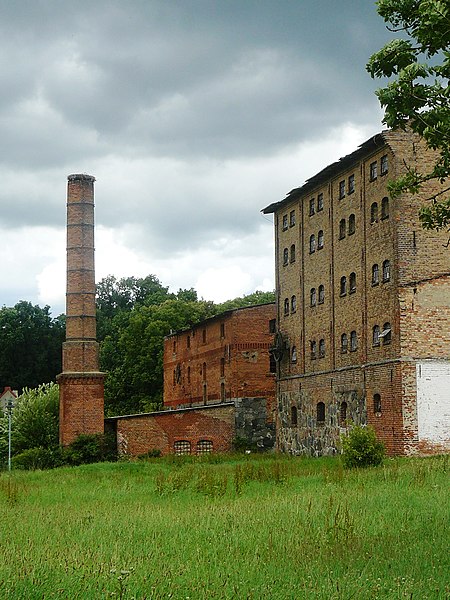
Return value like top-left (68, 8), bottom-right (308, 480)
top-left (216, 290), bottom-right (275, 313)
top-left (367, 0), bottom-right (450, 232)
top-left (0, 302), bottom-right (65, 392)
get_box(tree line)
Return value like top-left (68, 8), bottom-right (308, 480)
top-left (0, 275), bottom-right (275, 417)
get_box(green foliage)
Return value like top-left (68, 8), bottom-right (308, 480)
top-left (64, 433), bottom-right (117, 466)
top-left (13, 446), bottom-right (65, 470)
top-left (341, 425), bottom-right (385, 468)
top-left (0, 302), bottom-right (65, 392)
top-left (216, 290), bottom-right (275, 312)
top-left (367, 0), bottom-right (450, 232)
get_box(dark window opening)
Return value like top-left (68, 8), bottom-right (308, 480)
top-left (284, 298), bottom-right (289, 316)
top-left (318, 230), bottom-right (324, 249)
top-left (341, 333), bottom-right (348, 353)
top-left (370, 161), bottom-right (377, 181)
top-left (220, 323), bottom-right (225, 338)
top-left (382, 259), bottom-right (390, 282)
top-left (370, 202), bottom-right (378, 223)
top-left (339, 218), bottom-right (346, 239)
top-left (350, 330), bottom-right (357, 352)
top-left (349, 272), bottom-right (356, 294)
top-left (348, 213), bottom-right (356, 235)
top-left (348, 174), bottom-right (355, 194)
top-left (372, 263), bottom-right (379, 286)
top-left (310, 288), bottom-right (317, 307)
top-left (283, 248), bottom-right (289, 266)
top-left (309, 197), bottom-right (315, 216)
top-left (340, 276), bottom-right (347, 296)
top-left (373, 393), bottom-right (382, 413)
top-left (269, 319), bottom-right (276, 334)
top-left (380, 155), bottom-right (388, 175)
top-left (318, 285), bottom-right (325, 304)
top-left (290, 244), bottom-right (296, 263)
top-left (340, 401), bottom-right (348, 425)
top-left (317, 402), bottom-right (325, 424)
top-left (291, 295), bottom-right (297, 313)
top-left (291, 406), bottom-right (298, 426)
top-left (339, 180), bottom-right (345, 199)
top-left (290, 210), bottom-right (296, 227)
top-left (381, 322), bottom-right (391, 345)
top-left (317, 193), bottom-right (324, 212)
top-left (319, 339), bottom-right (325, 358)
top-left (372, 325), bottom-right (380, 346)
top-left (381, 197), bottom-right (389, 219)
top-left (309, 234), bottom-right (316, 254)
top-left (310, 340), bottom-right (317, 360)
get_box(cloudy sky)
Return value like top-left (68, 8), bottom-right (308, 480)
top-left (0, 0), bottom-right (391, 316)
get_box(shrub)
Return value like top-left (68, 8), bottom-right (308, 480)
top-left (13, 446), bottom-right (65, 470)
top-left (64, 433), bottom-right (117, 466)
top-left (341, 425), bottom-right (385, 468)
top-left (138, 449), bottom-right (162, 459)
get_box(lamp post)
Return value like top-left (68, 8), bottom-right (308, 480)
top-left (6, 397), bottom-right (14, 471)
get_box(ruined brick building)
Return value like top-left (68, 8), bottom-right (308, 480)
top-left (263, 129), bottom-right (450, 456)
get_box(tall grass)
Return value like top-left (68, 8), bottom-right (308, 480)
top-left (0, 454), bottom-right (448, 599)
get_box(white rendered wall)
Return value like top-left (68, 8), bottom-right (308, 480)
top-left (416, 362), bottom-right (450, 447)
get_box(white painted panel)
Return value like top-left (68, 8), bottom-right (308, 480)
top-left (416, 362), bottom-right (450, 443)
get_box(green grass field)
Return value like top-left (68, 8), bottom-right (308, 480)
top-left (0, 454), bottom-right (448, 599)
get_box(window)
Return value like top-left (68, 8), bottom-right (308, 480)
top-left (372, 325), bottom-right (380, 346)
top-left (350, 330), bottom-right (358, 352)
top-left (220, 357), bottom-right (225, 377)
top-left (290, 210), bottom-right (296, 227)
top-left (291, 406), bottom-right (298, 426)
top-left (309, 234), bottom-right (316, 254)
top-left (202, 362), bottom-right (207, 381)
top-left (318, 284), bottom-right (325, 304)
top-left (317, 193), bottom-right (324, 212)
top-left (269, 353), bottom-right (276, 373)
top-left (380, 154), bottom-right (388, 175)
top-left (310, 287), bottom-right (317, 307)
top-left (382, 259), bottom-right (390, 282)
top-left (381, 322), bottom-right (391, 345)
top-left (370, 202), bottom-right (378, 223)
top-left (309, 197), bottom-right (315, 216)
top-left (339, 218), bottom-right (346, 239)
top-left (197, 440), bottom-right (213, 454)
top-left (284, 298), bottom-right (289, 316)
top-left (187, 335), bottom-right (190, 349)
top-left (340, 401), bottom-right (348, 425)
top-left (291, 346), bottom-right (297, 363)
top-left (173, 340), bottom-right (177, 353)
top-left (341, 333), bottom-right (348, 353)
top-left (373, 393), bottom-right (382, 413)
top-left (348, 213), bottom-right (356, 235)
top-left (348, 174), bottom-right (355, 194)
top-left (319, 339), bottom-right (325, 358)
top-left (203, 383), bottom-right (207, 404)
top-left (174, 440), bottom-right (191, 455)
top-left (202, 329), bottom-right (207, 343)
top-left (370, 161), bottom-right (377, 181)
top-left (220, 323), bottom-right (225, 338)
top-left (317, 402), bottom-right (325, 424)
top-left (340, 276), bottom-right (347, 296)
top-left (269, 319), bottom-right (276, 334)
top-left (290, 244), bottom-right (296, 263)
top-left (339, 180), bottom-right (345, 199)
top-left (381, 197), bottom-right (389, 219)
top-left (372, 263), bottom-right (379, 286)
top-left (173, 369), bottom-right (176, 386)
top-left (291, 295), bottom-right (297, 313)
top-left (349, 272), bottom-right (356, 294)
top-left (317, 230), bottom-right (324, 249)
top-left (283, 248), bottom-right (289, 266)
top-left (221, 382), bottom-right (226, 401)
top-left (187, 366), bottom-right (191, 383)
top-left (310, 340), bottom-right (317, 360)
top-left (282, 214), bottom-right (288, 230)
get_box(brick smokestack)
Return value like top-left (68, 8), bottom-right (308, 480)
top-left (57, 174), bottom-right (105, 446)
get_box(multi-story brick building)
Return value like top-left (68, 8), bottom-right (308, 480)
top-left (263, 129), bottom-right (450, 456)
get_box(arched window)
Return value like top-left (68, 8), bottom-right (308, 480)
top-left (291, 346), bottom-right (297, 363)
top-left (283, 248), bottom-right (289, 266)
top-left (348, 213), bottom-right (356, 235)
top-left (350, 330), bottom-right (357, 351)
top-left (310, 287), bottom-right (317, 307)
top-left (372, 263), bottom-right (379, 285)
top-left (174, 440), bottom-right (191, 455)
top-left (370, 202), bottom-right (378, 223)
top-left (284, 298), bottom-right (289, 316)
top-left (291, 406), bottom-right (298, 426)
top-left (341, 333), bottom-right (348, 353)
top-left (220, 383), bottom-right (226, 401)
top-left (319, 339), bottom-right (325, 358)
top-left (318, 230), bottom-right (324, 249)
top-left (317, 402), bottom-right (325, 424)
top-left (382, 260), bottom-right (390, 282)
top-left (339, 218), bottom-right (346, 239)
top-left (318, 285), bottom-right (325, 304)
top-left (220, 357), bottom-right (225, 377)
top-left (381, 196), bottom-right (389, 219)
top-left (309, 197), bottom-right (315, 216)
top-left (382, 322), bottom-right (392, 345)
top-left (373, 393), bottom-right (382, 413)
top-left (197, 440), bottom-right (213, 454)
top-left (349, 272), bottom-right (356, 293)
top-left (309, 234), bottom-right (316, 253)
top-left (372, 325), bottom-right (380, 346)
top-left (340, 276), bottom-right (347, 296)
top-left (290, 244), bottom-right (296, 263)
top-left (291, 295), bottom-right (297, 313)
top-left (340, 401), bottom-right (348, 425)
top-left (310, 340), bottom-right (317, 360)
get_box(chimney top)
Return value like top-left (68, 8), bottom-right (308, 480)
top-left (68, 173), bottom-right (96, 182)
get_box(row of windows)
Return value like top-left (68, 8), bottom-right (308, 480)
top-left (371, 198), bottom-right (389, 223)
top-left (339, 214), bottom-right (356, 239)
top-left (173, 359), bottom-right (227, 385)
top-left (310, 285), bottom-right (325, 306)
top-left (290, 394), bottom-right (383, 427)
top-left (174, 440), bottom-right (213, 455)
top-left (340, 272), bottom-right (357, 296)
top-left (370, 155), bottom-right (388, 181)
top-left (309, 192), bottom-right (324, 215)
top-left (282, 210), bottom-right (296, 230)
top-left (372, 323), bottom-right (392, 346)
top-left (309, 231), bottom-right (324, 253)
top-left (283, 244), bottom-right (296, 265)
top-left (284, 296), bottom-right (297, 315)
top-left (338, 173), bottom-right (355, 200)
top-left (372, 260), bottom-right (390, 285)
top-left (310, 339), bottom-right (325, 360)
top-left (176, 323), bottom-right (227, 353)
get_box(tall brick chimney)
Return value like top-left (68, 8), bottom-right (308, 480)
top-left (57, 174), bottom-right (105, 446)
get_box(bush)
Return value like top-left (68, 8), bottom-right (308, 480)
top-left (64, 433), bottom-right (117, 466)
top-left (341, 425), bottom-right (385, 468)
top-left (13, 446), bottom-right (65, 470)
top-left (138, 449), bottom-right (162, 459)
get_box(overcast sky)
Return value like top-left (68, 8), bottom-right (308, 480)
top-left (0, 0), bottom-right (391, 316)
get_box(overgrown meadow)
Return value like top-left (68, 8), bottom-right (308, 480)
top-left (0, 454), bottom-right (448, 599)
